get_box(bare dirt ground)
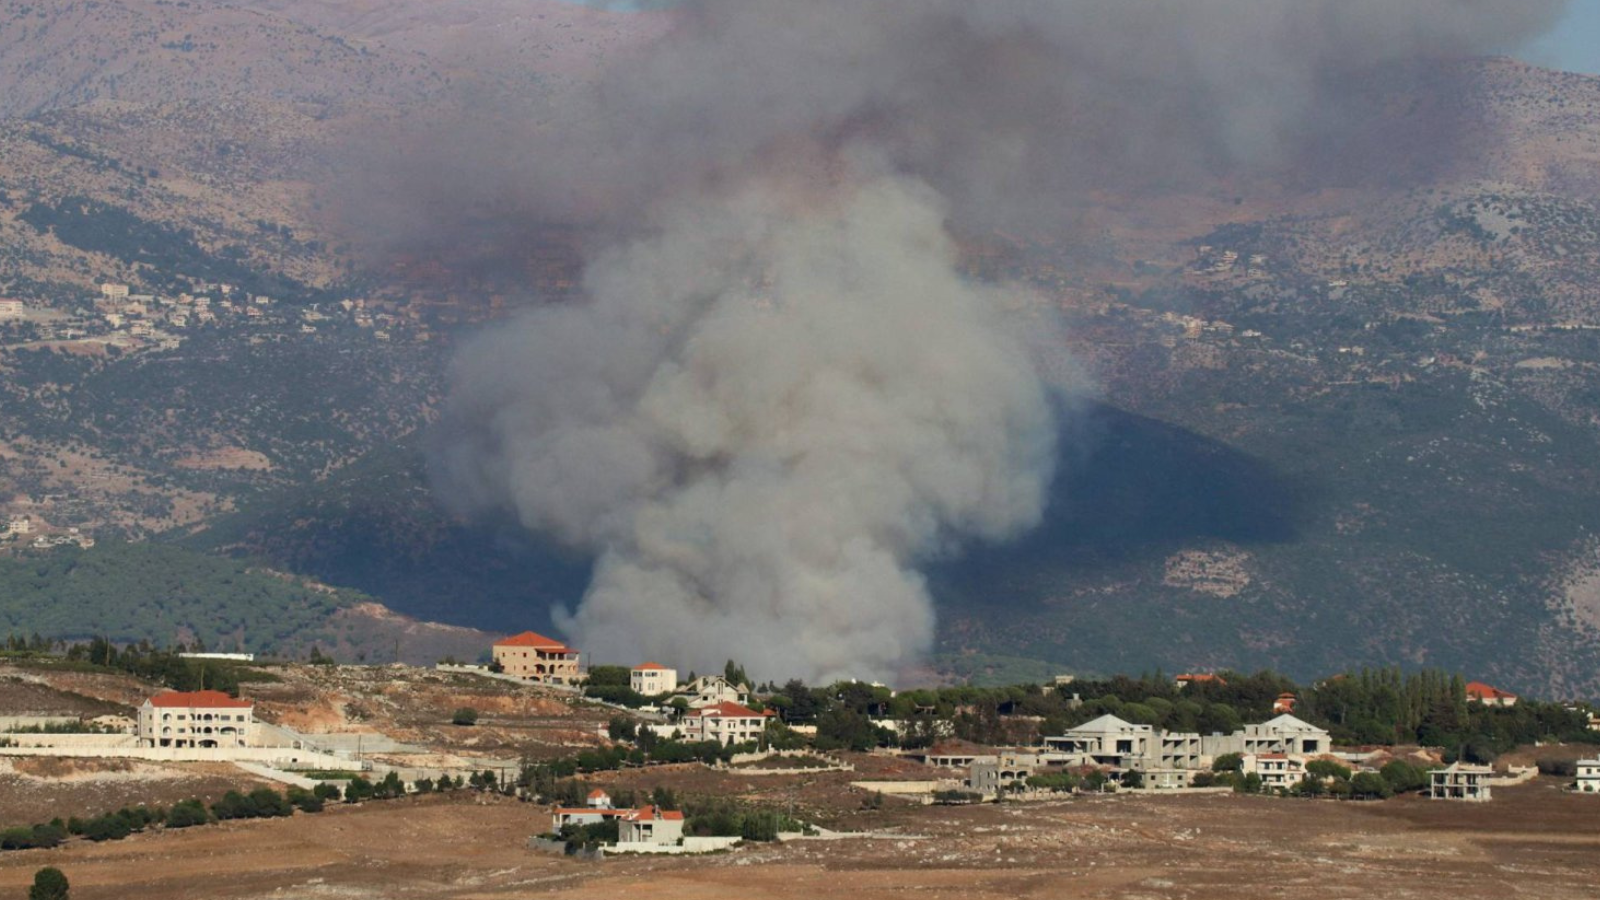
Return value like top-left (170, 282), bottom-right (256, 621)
top-left (0, 758), bottom-right (275, 826)
top-left (0, 779), bottom-right (1594, 900)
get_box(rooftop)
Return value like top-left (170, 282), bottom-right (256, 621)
top-left (494, 631), bottom-right (575, 652)
top-left (145, 690), bottom-right (253, 709)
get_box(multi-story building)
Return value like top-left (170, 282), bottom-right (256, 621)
top-left (1246, 753), bottom-right (1307, 790)
top-left (630, 663), bottom-right (678, 697)
top-left (1204, 714), bottom-right (1331, 758)
top-left (618, 806), bottom-right (685, 845)
top-left (1575, 759), bottom-right (1600, 794)
top-left (1043, 714), bottom-right (1155, 768)
top-left (682, 675), bottom-right (751, 709)
top-left (137, 690), bottom-right (254, 749)
top-left (492, 631), bottom-right (581, 684)
top-left (0, 299), bottom-right (24, 319)
top-left (679, 701), bottom-right (775, 746)
top-left (1429, 762), bottom-right (1493, 802)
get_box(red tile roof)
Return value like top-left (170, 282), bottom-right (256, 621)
top-left (633, 662), bottom-right (670, 670)
top-left (494, 631), bottom-right (575, 652)
top-left (623, 805), bottom-right (685, 822)
top-left (1465, 681), bottom-right (1518, 702)
top-left (587, 789), bottom-right (610, 800)
top-left (692, 701), bottom-right (773, 719)
top-left (146, 690), bottom-right (252, 709)
top-left (1176, 673), bottom-right (1226, 684)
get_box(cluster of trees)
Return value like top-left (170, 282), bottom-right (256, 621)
top-left (1190, 753), bottom-right (1431, 800)
top-left (751, 668), bottom-right (1597, 762)
top-left (62, 637), bottom-right (278, 697)
top-left (0, 542), bottom-right (361, 659)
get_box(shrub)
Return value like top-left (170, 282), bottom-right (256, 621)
top-left (286, 787), bottom-right (324, 813)
top-left (82, 816), bottom-right (130, 842)
top-left (313, 783), bottom-right (343, 802)
top-left (451, 708), bottom-right (479, 727)
top-left (165, 800), bottom-right (210, 829)
top-left (29, 866), bottom-right (69, 900)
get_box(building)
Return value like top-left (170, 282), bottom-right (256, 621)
top-left (1212, 714), bottom-right (1330, 758)
top-left (630, 663), bottom-right (678, 697)
top-left (1043, 714), bottom-right (1155, 769)
top-left (1174, 673), bottom-right (1226, 690)
top-left (682, 675), bottom-right (751, 709)
top-left (966, 750), bottom-right (1045, 796)
top-left (551, 790), bottom-right (628, 830)
top-left (1575, 759), bottom-right (1600, 794)
top-left (137, 690), bottom-right (254, 749)
top-left (100, 283), bottom-right (129, 301)
top-left (1429, 762), bottom-right (1493, 802)
top-left (1465, 682), bottom-right (1518, 708)
top-left (492, 631), bottom-right (580, 684)
top-left (0, 299), bottom-right (24, 319)
top-left (679, 701), bottom-right (775, 746)
top-left (1246, 753), bottom-right (1307, 790)
top-left (918, 740), bottom-right (999, 770)
top-left (6, 516), bottom-right (33, 536)
top-left (618, 806), bottom-right (685, 846)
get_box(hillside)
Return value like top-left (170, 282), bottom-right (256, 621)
top-left (2, 6), bottom-right (1600, 694)
top-left (0, 541), bottom-right (496, 663)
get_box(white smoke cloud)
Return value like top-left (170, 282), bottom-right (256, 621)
top-left (424, 0), bottom-right (1567, 681)
top-left (436, 175), bottom-right (1067, 681)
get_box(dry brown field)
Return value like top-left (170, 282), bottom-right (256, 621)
top-left (0, 778), bottom-right (1594, 900)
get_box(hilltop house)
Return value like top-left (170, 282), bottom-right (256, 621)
top-left (1429, 762), bottom-right (1493, 802)
top-left (1465, 682), bottom-right (1518, 708)
top-left (679, 701), bottom-right (775, 746)
top-left (1174, 673), bottom-right (1226, 690)
top-left (619, 806), bottom-right (685, 846)
top-left (682, 675), bottom-right (751, 709)
top-left (916, 739), bottom-right (999, 770)
top-left (137, 690), bottom-right (254, 749)
top-left (493, 631), bottom-right (581, 685)
top-left (551, 790), bottom-right (629, 831)
top-left (1206, 714), bottom-right (1331, 758)
top-left (631, 663), bottom-right (678, 697)
top-left (1044, 714), bottom-right (1159, 769)
top-left (1575, 759), bottom-right (1600, 793)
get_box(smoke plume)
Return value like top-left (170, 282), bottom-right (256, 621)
top-left (428, 0), bottom-right (1565, 681)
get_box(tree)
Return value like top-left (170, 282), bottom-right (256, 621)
top-left (29, 867), bottom-right (69, 900)
top-left (452, 707), bottom-right (479, 727)
top-left (724, 660), bottom-right (749, 688)
top-left (1120, 770), bottom-right (1145, 789)
top-left (1349, 772), bottom-right (1393, 800)
top-left (1212, 752), bottom-right (1244, 773)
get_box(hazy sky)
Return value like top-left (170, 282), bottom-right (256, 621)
top-left (1525, 0), bottom-right (1600, 73)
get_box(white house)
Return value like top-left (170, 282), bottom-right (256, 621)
top-left (551, 790), bottom-right (626, 831)
top-left (1429, 762), bottom-right (1493, 802)
top-left (683, 675), bottom-right (751, 709)
top-left (619, 806), bottom-right (685, 845)
top-left (679, 701), bottom-right (775, 746)
top-left (137, 690), bottom-right (254, 748)
top-left (631, 663), bottom-right (678, 697)
top-left (1575, 759), bottom-right (1600, 794)
top-left (1245, 753), bottom-right (1307, 790)
top-left (1043, 714), bottom-right (1154, 769)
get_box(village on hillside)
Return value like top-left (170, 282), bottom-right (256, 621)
top-left (3, 628), bottom-right (1597, 863)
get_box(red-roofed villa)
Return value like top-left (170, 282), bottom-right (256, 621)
top-left (1465, 681), bottom-right (1519, 708)
top-left (137, 690), bottom-right (254, 749)
top-left (493, 631), bottom-right (581, 685)
top-left (680, 701), bottom-right (776, 746)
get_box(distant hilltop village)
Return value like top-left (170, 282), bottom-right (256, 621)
top-left (0, 632), bottom-right (1598, 865)
top-left (0, 278), bottom-right (436, 359)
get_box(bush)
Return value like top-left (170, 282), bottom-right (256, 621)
top-left (286, 787), bottom-right (324, 813)
top-left (1537, 758), bottom-right (1577, 778)
top-left (451, 708), bottom-right (479, 727)
top-left (1349, 772), bottom-right (1393, 800)
top-left (313, 783), bottom-right (343, 802)
top-left (344, 777), bottom-right (374, 802)
top-left (82, 816), bottom-right (130, 842)
top-left (29, 866), bottom-right (69, 900)
top-left (1379, 760), bottom-right (1428, 793)
top-left (165, 799), bottom-right (210, 829)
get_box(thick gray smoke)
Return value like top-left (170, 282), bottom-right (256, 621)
top-left (429, 0), bottom-right (1565, 681)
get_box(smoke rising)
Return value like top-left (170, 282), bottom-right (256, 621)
top-left (427, 0), bottom-right (1565, 681)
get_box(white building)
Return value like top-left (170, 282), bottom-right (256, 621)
top-left (1221, 714), bottom-right (1331, 757)
top-left (1575, 759), bottom-right (1600, 793)
top-left (0, 299), bottom-right (24, 319)
top-left (683, 675), bottom-right (751, 709)
top-left (1043, 714), bottom-right (1155, 768)
top-left (619, 806), bottom-right (685, 845)
top-left (137, 690), bottom-right (254, 749)
top-left (1245, 753), bottom-right (1307, 790)
top-left (630, 663), bottom-right (678, 697)
top-left (679, 701), bottom-right (774, 746)
top-left (1429, 762), bottom-right (1493, 802)
top-left (100, 283), bottom-right (130, 301)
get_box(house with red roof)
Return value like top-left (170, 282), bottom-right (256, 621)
top-left (679, 701), bottom-right (776, 747)
top-left (492, 631), bottom-right (581, 685)
top-left (136, 690), bottom-right (254, 749)
top-left (1465, 681), bottom-right (1518, 708)
top-left (1174, 673), bottom-right (1227, 690)
top-left (630, 662), bottom-right (679, 697)
top-left (618, 805), bottom-right (685, 845)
